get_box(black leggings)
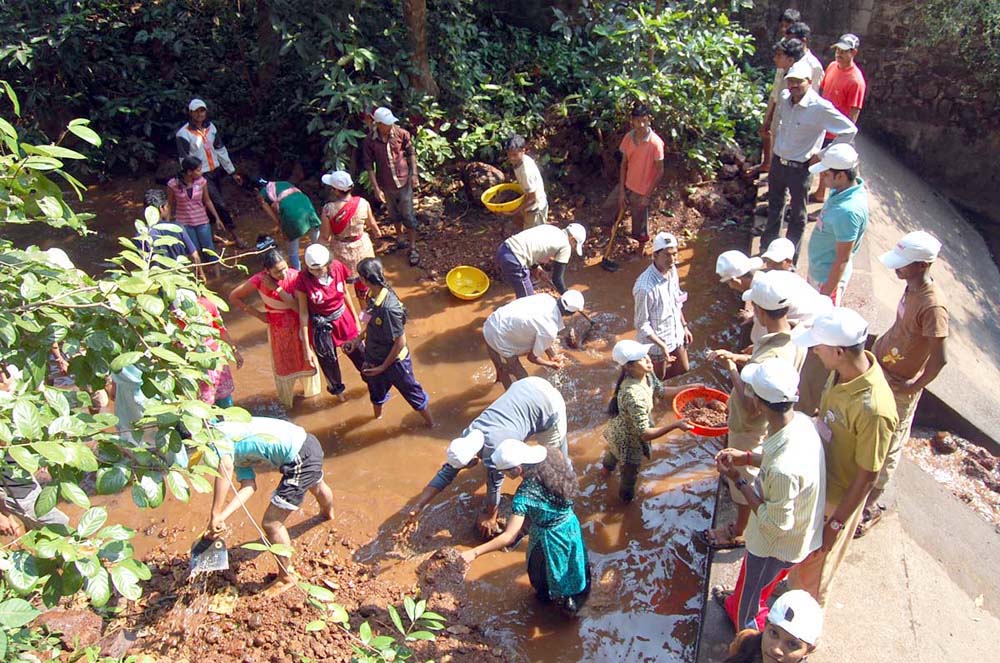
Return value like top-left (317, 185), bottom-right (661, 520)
top-left (314, 337), bottom-right (366, 395)
top-left (204, 168), bottom-right (236, 231)
top-left (527, 544), bottom-right (592, 609)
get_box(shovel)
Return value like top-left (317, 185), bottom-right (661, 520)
top-left (600, 207), bottom-right (627, 272)
top-left (189, 533), bottom-right (229, 577)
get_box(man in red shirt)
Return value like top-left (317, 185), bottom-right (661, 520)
top-left (618, 104), bottom-right (665, 244)
top-left (811, 34), bottom-right (866, 203)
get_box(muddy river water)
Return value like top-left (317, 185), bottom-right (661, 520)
top-left (20, 180), bottom-right (746, 661)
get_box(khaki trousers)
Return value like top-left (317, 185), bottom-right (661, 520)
top-left (787, 499), bottom-right (866, 608)
top-left (875, 387), bottom-right (921, 492)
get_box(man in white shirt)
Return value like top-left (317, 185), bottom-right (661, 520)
top-left (786, 22), bottom-right (826, 90)
top-left (483, 290), bottom-right (585, 388)
top-left (762, 59), bottom-right (857, 258)
top-left (495, 223), bottom-right (586, 298)
top-left (504, 134), bottom-right (548, 230)
top-left (633, 232), bottom-right (691, 378)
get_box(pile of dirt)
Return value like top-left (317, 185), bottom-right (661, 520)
top-left (118, 527), bottom-right (507, 663)
top-left (681, 398), bottom-right (728, 428)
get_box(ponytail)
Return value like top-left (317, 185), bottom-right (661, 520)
top-left (607, 366), bottom-right (629, 417)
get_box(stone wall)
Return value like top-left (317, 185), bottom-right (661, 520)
top-left (743, 1), bottom-right (1000, 226)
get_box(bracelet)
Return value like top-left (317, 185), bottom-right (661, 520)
top-left (736, 478), bottom-right (749, 488)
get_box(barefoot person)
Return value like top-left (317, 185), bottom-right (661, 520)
top-left (320, 170), bottom-right (382, 302)
top-left (405, 376), bottom-right (567, 537)
top-left (495, 223), bottom-right (586, 299)
top-left (251, 177), bottom-right (322, 271)
top-left (483, 290), bottom-right (585, 389)
top-left (634, 232), bottom-right (692, 379)
top-left (228, 239), bottom-right (321, 409)
top-left (602, 340), bottom-right (694, 503)
top-left (350, 257), bottom-right (433, 426)
top-left (201, 417), bottom-right (334, 593)
top-left (461, 440), bottom-right (591, 616)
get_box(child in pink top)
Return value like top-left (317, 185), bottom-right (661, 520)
top-left (167, 156), bottom-right (223, 275)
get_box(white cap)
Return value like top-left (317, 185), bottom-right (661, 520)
top-left (784, 59), bottom-right (814, 81)
top-left (652, 232), bottom-right (678, 252)
top-left (767, 590), bottom-right (824, 645)
top-left (303, 244), bottom-right (331, 268)
top-left (321, 170), bottom-right (353, 191)
top-left (741, 359), bottom-right (800, 403)
top-left (612, 339), bottom-right (654, 366)
top-left (741, 270), bottom-right (793, 311)
top-left (808, 143), bottom-right (860, 174)
top-left (878, 231), bottom-right (942, 269)
top-left (716, 250), bottom-right (762, 282)
top-left (559, 289), bottom-right (585, 313)
top-left (446, 429), bottom-right (485, 469)
top-left (761, 238), bottom-right (795, 264)
top-left (188, 98), bottom-right (207, 112)
top-left (372, 107), bottom-right (399, 125)
top-left (565, 223), bottom-right (586, 256)
top-left (793, 307), bottom-right (868, 348)
top-left (43, 248), bottom-right (75, 270)
top-left (491, 439), bottom-right (547, 471)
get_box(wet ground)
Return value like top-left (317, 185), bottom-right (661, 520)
top-left (13, 173), bottom-right (752, 661)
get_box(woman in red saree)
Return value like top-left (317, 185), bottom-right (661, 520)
top-left (320, 170), bottom-right (381, 302)
top-left (228, 239), bottom-right (321, 408)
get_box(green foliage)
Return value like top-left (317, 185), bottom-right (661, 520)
top-left (915, 0), bottom-right (1000, 88)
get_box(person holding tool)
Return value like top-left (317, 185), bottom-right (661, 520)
top-left (495, 223), bottom-right (587, 298)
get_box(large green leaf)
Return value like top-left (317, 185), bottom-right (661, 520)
top-left (67, 122), bottom-right (102, 147)
top-left (76, 507), bottom-right (108, 537)
top-left (60, 481), bottom-right (91, 508)
top-left (33, 484), bottom-right (58, 518)
top-left (96, 464), bottom-right (131, 494)
top-left (165, 470), bottom-right (190, 502)
top-left (110, 564), bottom-right (142, 601)
top-left (85, 567), bottom-right (112, 607)
top-left (5, 552), bottom-right (40, 593)
top-left (12, 400), bottom-right (41, 439)
top-left (0, 598), bottom-right (40, 629)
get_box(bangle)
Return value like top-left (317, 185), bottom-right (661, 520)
top-left (736, 478), bottom-right (749, 488)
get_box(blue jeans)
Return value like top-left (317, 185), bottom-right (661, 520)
top-left (495, 242), bottom-right (534, 298)
top-left (182, 223), bottom-right (217, 263)
top-left (286, 227), bottom-right (321, 270)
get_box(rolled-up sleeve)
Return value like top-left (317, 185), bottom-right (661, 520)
top-left (754, 471), bottom-right (799, 539)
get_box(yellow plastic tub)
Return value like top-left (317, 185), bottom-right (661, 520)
top-left (481, 183), bottom-right (525, 213)
top-left (446, 265), bottom-right (490, 300)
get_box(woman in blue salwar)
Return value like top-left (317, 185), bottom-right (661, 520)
top-left (461, 439), bottom-right (591, 616)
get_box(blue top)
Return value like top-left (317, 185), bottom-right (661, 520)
top-left (513, 479), bottom-right (589, 598)
top-left (214, 417), bottom-right (307, 481)
top-left (807, 177), bottom-right (869, 284)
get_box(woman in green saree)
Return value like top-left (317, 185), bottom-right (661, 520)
top-left (461, 439), bottom-right (591, 616)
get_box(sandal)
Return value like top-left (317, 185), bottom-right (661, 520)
top-left (711, 585), bottom-right (733, 609)
top-left (696, 523), bottom-right (745, 550)
top-left (853, 505), bottom-right (884, 539)
top-left (408, 248), bottom-right (420, 267)
top-left (394, 238), bottom-right (410, 251)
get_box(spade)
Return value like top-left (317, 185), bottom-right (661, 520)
top-left (189, 534), bottom-right (230, 577)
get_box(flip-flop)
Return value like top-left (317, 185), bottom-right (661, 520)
top-left (711, 584), bottom-right (733, 609)
top-left (853, 506), bottom-right (884, 539)
top-left (696, 525), bottom-right (745, 550)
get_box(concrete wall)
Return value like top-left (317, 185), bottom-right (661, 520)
top-left (743, 1), bottom-right (1000, 228)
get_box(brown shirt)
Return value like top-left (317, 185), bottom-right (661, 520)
top-left (361, 126), bottom-right (413, 191)
top-left (872, 280), bottom-right (949, 380)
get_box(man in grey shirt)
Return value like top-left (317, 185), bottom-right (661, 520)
top-left (403, 376), bottom-right (567, 537)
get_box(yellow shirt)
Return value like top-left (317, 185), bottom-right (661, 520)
top-left (728, 331), bottom-right (806, 435)
top-left (816, 351), bottom-right (898, 504)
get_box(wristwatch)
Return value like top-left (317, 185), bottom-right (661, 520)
top-left (828, 518), bottom-right (845, 531)
top-left (736, 478), bottom-right (749, 489)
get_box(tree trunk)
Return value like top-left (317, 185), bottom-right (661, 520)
top-left (402, 0), bottom-right (439, 97)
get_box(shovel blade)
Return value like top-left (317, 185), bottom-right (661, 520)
top-left (189, 536), bottom-right (229, 576)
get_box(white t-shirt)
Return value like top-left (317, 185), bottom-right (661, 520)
top-left (804, 50), bottom-right (825, 92)
top-left (514, 154), bottom-right (546, 212)
top-left (504, 224), bottom-right (571, 268)
top-left (483, 293), bottom-right (564, 358)
top-left (749, 271), bottom-right (834, 345)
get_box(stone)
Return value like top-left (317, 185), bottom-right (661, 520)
top-left (461, 162), bottom-right (505, 205)
top-left (685, 187), bottom-right (733, 218)
top-left (931, 431), bottom-right (958, 454)
top-left (917, 81), bottom-right (939, 101)
top-left (95, 629), bottom-right (138, 658)
top-left (35, 609), bottom-right (103, 649)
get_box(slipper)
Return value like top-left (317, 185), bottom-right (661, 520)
top-left (408, 248), bottom-right (420, 267)
top-left (711, 585), bottom-right (733, 609)
top-left (853, 505), bottom-right (884, 539)
top-left (696, 524), bottom-right (745, 550)
top-left (394, 238), bottom-right (410, 251)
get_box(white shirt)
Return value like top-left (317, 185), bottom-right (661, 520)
top-left (633, 263), bottom-right (686, 353)
top-left (503, 224), bottom-right (572, 268)
top-left (773, 87), bottom-right (857, 163)
top-left (749, 271), bottom-right (834, 345)
top-left (804, 49), bottom-right (825, 92)
top-left (514, 154), bottom-right (546, 212)
top-left (483, 293), bottom-right (564, 358)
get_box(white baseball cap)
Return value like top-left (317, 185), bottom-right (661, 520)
top-left (612, 339), bottom-right (654, 366)
top-left (793, 307), bottom-right (869, 348)
top-left (321, 170), bottom-right (353, 191)
top-left (559, 289), bottom-right (585, 313)
top-left (652, 232), bottom-right (678, 252)
top-left (809, 143), bottom-right (860, 174)
top-left (767, 590), bottom-right (824, 645)
top-left (741, 359), bottom-right (800, 403)
top-left (716, 250), bottom-right (762, 282)
top-left (188, 98), bottom-right (207, 112)
top-left (372, 107), bottom-right (399, 125)
top-left (446, 429), bottom-right (485, 468)
top-left (303, 243), bottom-right (331, 268)
top-left (741, 270), bottom-right (793, 311)
top-left (565, 223), bottom-right (587, 256)
top-left (761, 238), bottom-right (795, 264)
top-left (491, 439), bottom-right (548, 471)
top-left (785, 59), bottom-right (814, 81)
top-left (878, 231), bottom-right (942, 269)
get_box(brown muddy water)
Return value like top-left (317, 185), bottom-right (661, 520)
top-left (14, 177), bottom-right (747, 662)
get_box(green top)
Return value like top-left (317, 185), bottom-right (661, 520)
top-left (602, 373), bottom-right (664, 465)
top-left (512, 479), bottom-right (589, 598)
top-left (260, 181), bottom-right (321, 241)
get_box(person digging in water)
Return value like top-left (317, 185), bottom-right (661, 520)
top-left (495, 223), bottom-right (587, 299)
top-left (348, 257), bottom-right (433, 426)
top-left (404, 376), bottom-right (567, 538)
top-left (602, 340), bottom-right (695, 502)
top-left (250, 176), bottom-right (322, 271)
top-left (461, 440), bottom-right (591, 617)
top-left (200, 416), bottom-right (335, 596)
top-left (633, 232), bottom-right (692, 379)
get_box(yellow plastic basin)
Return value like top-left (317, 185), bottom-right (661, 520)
top-left (446, 265), bottom-right (490, 301)
top-left (481, 182), bottom-right (525, 213)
